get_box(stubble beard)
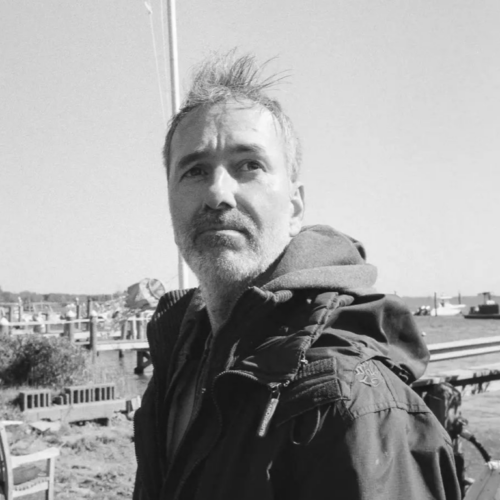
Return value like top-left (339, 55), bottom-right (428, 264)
top-left (174, 208), bottom-right (289, 292)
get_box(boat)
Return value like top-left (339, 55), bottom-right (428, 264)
top-left (414, 305), bottom-right (431, 316)
top-left (430, 296), bottom-right (466, 317)
top-left (464, 292), bottom-right (500, 319)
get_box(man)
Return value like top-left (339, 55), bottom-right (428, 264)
top-left (134, 52), bottom-right (460, 500)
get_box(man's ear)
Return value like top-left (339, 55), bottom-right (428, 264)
top-left (289, 183), bottom-right (305, 237)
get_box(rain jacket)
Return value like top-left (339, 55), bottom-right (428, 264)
top-left (133, 225), bottom-right (461, 500)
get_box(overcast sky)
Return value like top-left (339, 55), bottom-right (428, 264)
top-left (2, 1), bottom-right (499, 297)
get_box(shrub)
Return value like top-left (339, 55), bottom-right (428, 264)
top-left (0, 387), bottom-right (23, 420)
top-left (0, 333), bottom-right (91, 388)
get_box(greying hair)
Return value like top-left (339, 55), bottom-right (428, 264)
top-left (163, 51), bottom-right (302, 181)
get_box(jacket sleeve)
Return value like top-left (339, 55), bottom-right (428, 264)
top-left (133, 375), bottom-right (163, 500)
top-left (339, 406), bottom-right (460, 499)
top-left (273, 387), bottom-right (461, 500)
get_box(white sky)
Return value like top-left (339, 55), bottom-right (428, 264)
top-left (1, 1), bottom-right (499, 297)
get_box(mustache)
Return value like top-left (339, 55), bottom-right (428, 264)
top-left (189, 209), bottom-right (255, 236)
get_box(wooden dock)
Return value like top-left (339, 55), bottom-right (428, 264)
top-left (3, 316), bottom-right (152, 373)
top-left (3, 315), bottom-right (500, 383)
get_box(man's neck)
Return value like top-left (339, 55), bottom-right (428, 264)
top-left (199, 280), bottom-right (249, 334)
top-left (194, 248), bottom-right (286, 333)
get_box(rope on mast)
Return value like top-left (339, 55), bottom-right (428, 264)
top-left (160, 0), bottom-right (170, 113)
top-left (145, 1), bottom-right (167, 126)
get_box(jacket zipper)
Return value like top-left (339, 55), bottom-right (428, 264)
top-left (174, 370), bottom-right (247, 499)
top-left (211, 371), bottom-right (290, 437)
top-left (254, 352), bottom-right (307, 438)
top-left (257, 383), bottom-right (282, 437)
top-left (165, 335), bottom-right (213, 484)
top-left (174, 371), bottom-right (290, 499)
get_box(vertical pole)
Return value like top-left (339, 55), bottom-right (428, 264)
top-left (87, 297), bottom-right (92, 330)
top-left (0, 317), bottom-right (9, 335)
top-left (137, 315), bottom-right (142, 339)
top-left (90, 317), bottom-right (98, 362)
top-left (131, 316), bottom-right (137, 340)
top-left (433, 292), bottom-right (438, 317)
top-left (76, 298), bottom-right (81, 330)
top-left (166, 0), bottom-right (180, 113)
top-left (167, 0), bottom-right (189, 290)
top-left (136, 351), bottom-right (144, 375)
top-left (68, 319), bottom-right (75, 343)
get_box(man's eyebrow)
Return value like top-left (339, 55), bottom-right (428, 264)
top-left (228, 144), bottom-right (267, 156)
top-left (176, 151), bottom-right (208, 171)
top-left (175, 144), bottom-right (267, 170)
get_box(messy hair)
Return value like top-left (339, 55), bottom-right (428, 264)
top-left (163, 50), bottom-right (302, 181)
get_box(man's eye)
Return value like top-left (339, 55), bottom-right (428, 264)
top-left (240, 161), bottom-right (262, 172)
top-left (182, 166), bottom-right (205, 179)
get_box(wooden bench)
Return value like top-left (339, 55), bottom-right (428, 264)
top-left (0, 421), bottom-right (59, 500)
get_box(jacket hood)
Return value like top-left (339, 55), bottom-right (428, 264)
top-left (259, 225), bottom-right (427, 383)
top-left (263, 225), bottom-right (377, 294)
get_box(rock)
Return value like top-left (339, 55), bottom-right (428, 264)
top-left (69, 486), bottom-right (95, 496)
top-left (29, 420), bottom-right (62, 433)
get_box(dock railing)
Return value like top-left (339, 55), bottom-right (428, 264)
top-left (2, 318), bottom-right (500, 379)
top-left (1, 316), bottom-right (148, 344)
top-left (428, 335), bottom-right (500, 362)
top-left (2, 318), bottom-right (500, 363)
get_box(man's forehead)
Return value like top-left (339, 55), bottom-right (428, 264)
top-left (170, 100), bottom-right (281, 152)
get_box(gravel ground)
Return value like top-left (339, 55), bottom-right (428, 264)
top-left (1, 391), bottom-right (500, 499)
top-left (1, 413), bottom-right (135, 500)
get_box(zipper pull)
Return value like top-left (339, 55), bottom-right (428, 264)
top-left (257, 384), bottom-right (281, 438)
top-left (300, 352), bottom-right (309, 367)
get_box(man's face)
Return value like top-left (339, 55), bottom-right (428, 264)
top-left (168, 99), bottom-right (305, 285)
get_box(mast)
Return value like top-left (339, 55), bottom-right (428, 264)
top-left (166, 0), bottom-right (190, 289)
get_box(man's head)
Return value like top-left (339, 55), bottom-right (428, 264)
top-left (163, 52), bottom-right (302, 182)
top-left (166, 52), bottom-right (305, 289)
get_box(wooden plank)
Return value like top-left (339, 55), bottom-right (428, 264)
top-left (96, 341), bottom-right (149, 351)
top-left (22, 400), bottom-right (126, 423)
top-left (428, 335), bottom-right (500, 362)
top-left (414, 367), bottom-right (500, 396)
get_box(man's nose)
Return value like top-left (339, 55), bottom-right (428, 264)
top-left (203, 167), bottom-right (237, 210)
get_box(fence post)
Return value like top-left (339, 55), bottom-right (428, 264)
top-left (65, 310), bottom-right (76, 342)
top-left (89, 316), bottom-right (98, 361)
top-left (0, 317), bottom-right (10, 335)
top-left (137, 316), bottom-right (142, 339)
top-left (86, 298), bottom-right (92, 331)
top-left (76, 298), bottom-right (81, 330)
top-left (131, 316), bottom-right (137, 340)
top-left (6, 305), bottom-right (13, 323)
top-left (33, 313), bottom-right (44, 334)
top-left (69, 320), bottom-right (75, 342)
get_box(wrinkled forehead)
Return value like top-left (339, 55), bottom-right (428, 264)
top-left (169, 100), bottom-right (286, 166)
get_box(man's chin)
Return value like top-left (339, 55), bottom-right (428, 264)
top-left (198, 246), bottom-right (250, 265)
top-left (188, 249), bottom-right (261, 283)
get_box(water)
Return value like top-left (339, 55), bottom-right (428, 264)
top-left (416, 316), bottom-right (500, 343)
top-left (95, 315), bottom-right (500, 399)
top-left (416, 316), bottom-right (500, 375)
top-left (90, 350), bottom-right (151, 399)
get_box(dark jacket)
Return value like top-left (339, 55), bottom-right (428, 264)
top-left (134, 225), bottom-right (461, 500)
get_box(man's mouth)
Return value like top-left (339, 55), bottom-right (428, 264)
top-left (192, 224), bottom-right (251, 247)
top-left (190, 211), bottom-right (254, 242)
top-left (199, 226), bottom-right (243, 236)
